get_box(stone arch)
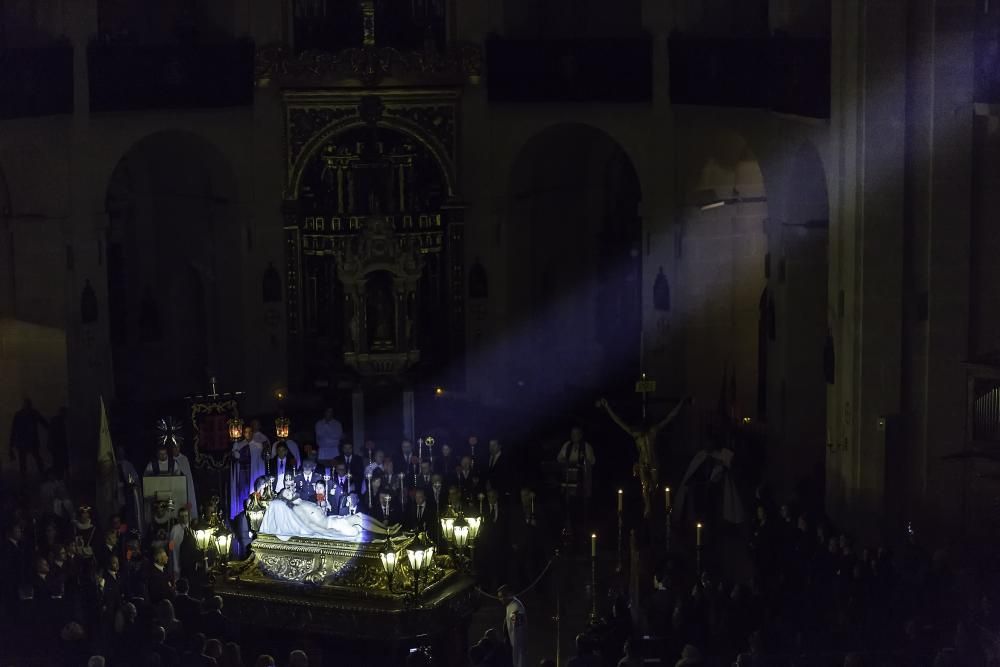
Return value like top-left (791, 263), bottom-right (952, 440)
top-left (103, 130), bottom-right (241, 403)
top-left (288, 117), bottom-right (456, 200)
top-left (489, 122), bottom-right (642, 406)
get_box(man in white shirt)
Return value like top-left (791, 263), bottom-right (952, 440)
top-left (168, 507), bottom-right (191, 579)
top-left (315, 408), bottom-right (343, 462)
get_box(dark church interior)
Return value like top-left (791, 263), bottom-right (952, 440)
top-left (3, 1), bottom-right (1000, 665)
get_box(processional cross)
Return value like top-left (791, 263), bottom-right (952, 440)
top-left (597, 370), bottom-right (689, 518)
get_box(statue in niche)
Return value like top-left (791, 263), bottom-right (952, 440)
top-left (346, 295), bottom-right (359, 351)
top-left (405, 291), bottom-right (415, 349)
top-left (366, 273), bottom-right (395, 350)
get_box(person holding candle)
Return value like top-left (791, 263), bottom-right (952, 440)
top-left (340, 442), bottom-right (364, 481)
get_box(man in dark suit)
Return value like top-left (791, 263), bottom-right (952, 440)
top-left (485, 439), bottom-right (513, 497)
top-left (147, 547), bottom-right (174, 604)
top-left (435, 443), bottom-right (458, 485)
top-left (183, 633), bottom-right (218, 667)
top-left (341, 442), bottom-right (364, 480)
top-left (405, 488), bottom-right (437, 537)
top-left (199, 595), bottom-right (233, 642)
top-left (149, 625), bottom-right (179, 666)
top-left (1, 523), bottom-right (30, 602)
top-left (395, 440), bottom-right (420, 489)
top-left (95, 528), bottom-right (120, 572)
top-left (331, 460), bottom-right (352, 496)
top-left (268, 441), bottom-right (298, 492)
top-left (428, 475), bottom-right (446, 515)
top-left (364, 489), bottom-right (400, 525)
top-left (510, 487), bottom-right (544, 589)
top-left (479, 488), bottom-right (508, 592)
top-left (456, 456), bottom-right (478, 500)
top-left (294, 460), bottom-right (320, 502)
top-left (416, 460), bottom-right (434, 492)
top-left (173, 578), bottom-right (202, 628)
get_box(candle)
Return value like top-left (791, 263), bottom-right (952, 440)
top-left (530, 494), bottom-right (535, 516)
top-left (478, 493), bottom-right (484, 515)
top-left (591, 533), bottom-right (597, 558)
top-left (696, 522), bottom-right (703, 546)
top-left (665, 486), bottom-right (671, 511)
top-left (617, 489), bottom-right (623, 513)
top-left (418, 438), bottom-right (423, 461)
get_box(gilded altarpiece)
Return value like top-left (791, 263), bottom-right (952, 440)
top-left (282, 91), bottom-right (465, 388)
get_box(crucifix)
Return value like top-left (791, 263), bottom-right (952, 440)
top-left (597, 395), bottom-right (688, 518)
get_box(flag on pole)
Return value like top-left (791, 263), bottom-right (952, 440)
top-left (96, 396), bottom-right (118, 522)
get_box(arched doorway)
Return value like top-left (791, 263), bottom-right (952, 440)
top-left (104, 131), bottom-right (240, 404)
top-left (501, 124), bottom-right (642, 409)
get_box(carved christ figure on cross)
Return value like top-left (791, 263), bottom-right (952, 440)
top-left (597, 395), bottom-right (691, 518)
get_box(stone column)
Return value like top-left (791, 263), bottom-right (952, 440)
top-left (639, 0), bottom-right (683, 399)
top-left (828, 0), bottom-right (907, 538)
top-left (352, 387), bottom-right (365, 450)
top-left (903, 0), bottom-right (974, 536)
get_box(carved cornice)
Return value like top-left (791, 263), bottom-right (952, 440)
top-left (256, 42), bottom-right (482, 89)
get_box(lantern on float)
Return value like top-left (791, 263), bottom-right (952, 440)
top-left (275, 416), bottom-right (290, 440)
top-left (228, 417), bottom-right (244, 441)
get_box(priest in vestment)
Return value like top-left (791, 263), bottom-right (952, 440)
top-left (144, 444), bottom-right (181, 476)
top-left (230, 426), bottom-right (266, 520)
top-left (170, 443), bottom-right (198, 518)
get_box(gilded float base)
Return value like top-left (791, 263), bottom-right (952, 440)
top-left (212, 533), bottom-right (478, 641)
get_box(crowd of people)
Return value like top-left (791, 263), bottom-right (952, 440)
top-left (1, 399), bottom-right (578, 665)
top-left (7, 395), bottom-right (1000, 667)
top-left (545, 495), bottom-right (1000, 667)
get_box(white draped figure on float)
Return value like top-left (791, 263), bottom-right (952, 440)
top-left (260, 485), bottom-right (398, 541)
top-left (230, 426), bottom-right (266, 520)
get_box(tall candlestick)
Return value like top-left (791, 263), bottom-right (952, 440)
top-left (591, 533), bottom-right (597, 558)
top-left (617, 489), bottom-right (623, 513)
top-left (696, 522), bottom-right (703, 546)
